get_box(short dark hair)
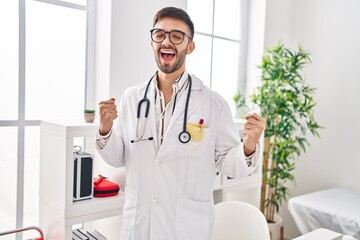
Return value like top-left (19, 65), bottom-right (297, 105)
top-left (153, 7), bottom-right (195, 38)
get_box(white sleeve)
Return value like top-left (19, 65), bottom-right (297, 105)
top-left (95, 129), bottom-right (112, 150)
top-left (244, 143), bottom-right (260, 170)
top-left (215, 104), bottom-right (260, 178)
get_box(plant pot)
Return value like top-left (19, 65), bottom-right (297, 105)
top-left (84, 112), bottom-right (95, 123)
top-left (268, 215), bottom-right (284, 240)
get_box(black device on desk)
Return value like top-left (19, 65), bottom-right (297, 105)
top-left (73, 146), bottom-right (93, 201)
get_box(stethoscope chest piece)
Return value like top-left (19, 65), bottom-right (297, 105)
top-left (179, 131), bottom-right (191, 143)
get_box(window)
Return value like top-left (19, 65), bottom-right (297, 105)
top-left (187, 0), bottom-right (248, 115)
top-left (26, 1), bottom-right (87, 120)
top-left (0, 1), bottom-right (18, 120)
top-left (0, 0), bottom-right (95, 238)
top-left (0, 127), bottom-right (18, 233)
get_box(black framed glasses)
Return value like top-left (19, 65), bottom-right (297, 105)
top-left (150, 28), bottom-right (192, 45)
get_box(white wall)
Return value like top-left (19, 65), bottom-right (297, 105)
top-left (264, 0), bottom-right (360, 238)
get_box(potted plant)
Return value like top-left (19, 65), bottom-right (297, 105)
top-left (84, 109), bottom-right (95, 123)
top-left (251, 43), bottom-right (321, 239)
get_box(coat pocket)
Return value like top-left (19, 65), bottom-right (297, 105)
top-left (186, 122), bottom-right (206, 141)
top-left (121, 186), bottom-right (137, 239)
top-left (175, 198), bottom-right (212, 240)
top-left (177, 127), bottom-right (211, 158)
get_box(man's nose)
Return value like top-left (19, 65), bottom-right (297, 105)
top-left (162, 32), bottom-right (172, 45)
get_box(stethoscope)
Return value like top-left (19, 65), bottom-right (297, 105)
top-left (130, 73), bottom-right (192, 144)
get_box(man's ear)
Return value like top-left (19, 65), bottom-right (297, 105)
top-left (187, 41), bottom-right (195, 54)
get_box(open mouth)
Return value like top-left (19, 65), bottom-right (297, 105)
top-left (160, 50), bottom-right (176, 62)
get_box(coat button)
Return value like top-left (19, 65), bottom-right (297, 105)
top-left (151, 199), bottom-right (158, 205)
top-left (154, 159), bottom-right (160, 165)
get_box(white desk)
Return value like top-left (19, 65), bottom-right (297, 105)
top-left (293, 228), bottom-right (357, 240)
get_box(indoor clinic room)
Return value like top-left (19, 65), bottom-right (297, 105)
top-left (1, 0), bottom-right (359, 239)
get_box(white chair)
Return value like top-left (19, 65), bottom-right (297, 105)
top-left (212, 200), bottom-right (270, 240)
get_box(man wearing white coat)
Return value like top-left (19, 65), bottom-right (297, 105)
top-left (96, 6), bottom-right (266, 240)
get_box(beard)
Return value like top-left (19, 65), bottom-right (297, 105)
top-left (154, 47), bottom-right (187, 74)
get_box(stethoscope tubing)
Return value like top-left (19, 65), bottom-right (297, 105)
top-left (178, 75), bottom-right (192, 143)
top-left (137, 79), bottom-right (153, 119)
top-left (131, 72), bottom-right (192, 144)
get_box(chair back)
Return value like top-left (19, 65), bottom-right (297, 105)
top-left (212, 200), bottom-right (270, 240)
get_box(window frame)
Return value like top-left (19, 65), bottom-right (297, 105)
top-left (187, 0), bottom-right (249, 109)
top-left (0, 0), bottom-right (96, 237)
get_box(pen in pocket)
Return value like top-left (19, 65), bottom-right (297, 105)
top-left (199, 119), bottom-right (204, 133)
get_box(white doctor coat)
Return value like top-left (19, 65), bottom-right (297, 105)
top-left (96, 74), bottom-right (259, 240)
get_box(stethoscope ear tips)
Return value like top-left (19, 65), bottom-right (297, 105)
top-left (179, 131), bottom-right (191, 143)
